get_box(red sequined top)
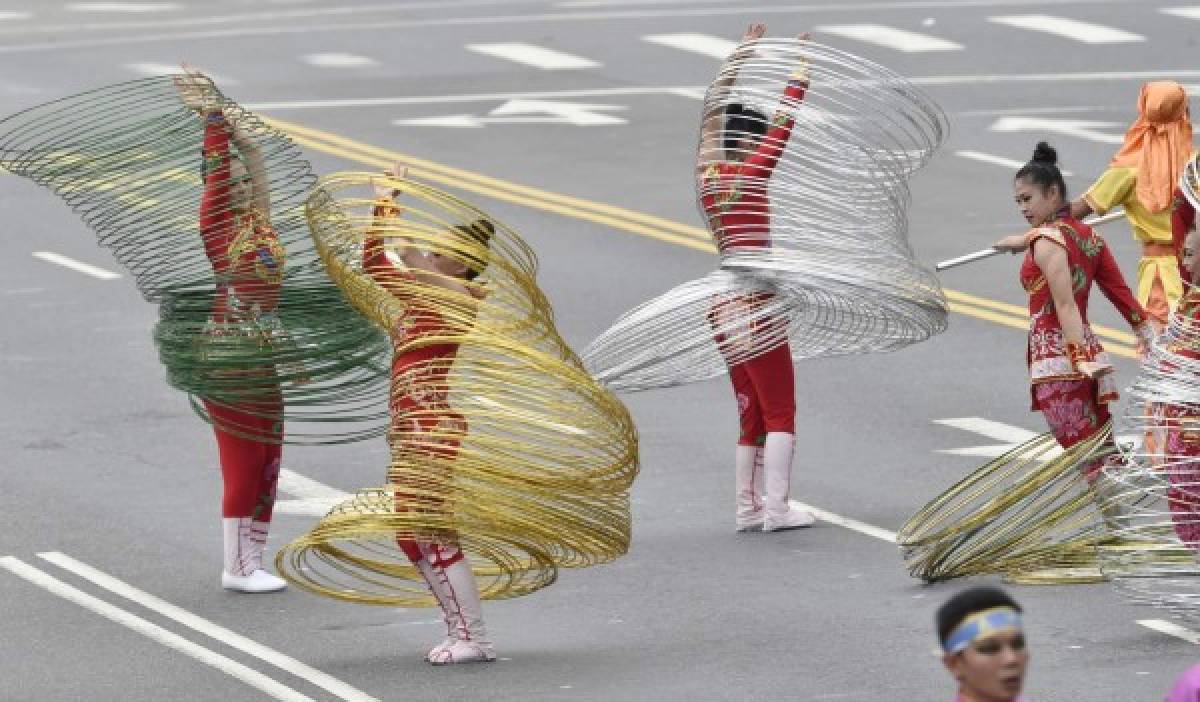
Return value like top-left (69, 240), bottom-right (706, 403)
top-left (699, 75), bottom-right (807, 253)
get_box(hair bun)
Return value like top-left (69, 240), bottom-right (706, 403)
top-left (1031, 141), bottom-right (1058, 166)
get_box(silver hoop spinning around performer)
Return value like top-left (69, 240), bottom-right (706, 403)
top-left (583, 38), bottom-right (949, 392)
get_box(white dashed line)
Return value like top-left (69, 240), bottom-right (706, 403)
top-left (814, 24), bottom-right (963, 52)
top-left (956, 150), bottom-right (1075, 176)
top-left (37, 552), bottom-right (380, 701)
top-left (988, 15), bottom-right (1144, 43)
top-left (642, 32), bottom-right (736, 59)
top-left (66, 2), bottom-right (181, 12)
top-left (32, 252), bottom-right (121, 280)
top-left (1162, 7), bottom-right (1200, 20)
top-left (0, 556), bottom-right (315, 702)
top-left (788, 501), bottom-right (898, 543)
top-left (1138, 619), bottom-right (1200, 645)
top-left (0, 11), bottom-right (32, 20)
top-left (124, 62), bottom-right (238, 84)
top-left (302, 52), bottom-right (379, 68)
top-left (466, 42), bottom-right (600, 70)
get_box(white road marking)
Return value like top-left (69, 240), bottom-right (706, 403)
top-left (990, 116), bottom-right (1125, 144)
top-left (248, 86), bottom-right (697, 111)
top-left (466, 42), bottom-right (599, 70)
top-left (1138, 619), bottom-right (1200, 644)
top-left (956, 149), bottom-right (1076, 176)
top-left (302, 52), bottom-right (378, 68)
top-left (934, 418), bottom-right (1038, 444)
top-left (32, 252), bottom-right (121, 280)
top-left (988, 14), bottom-right (1144, 43)
top-left (0, 11), bottom-right (32, 20)
top-left (560, 0), bottom-right (731, 6)
top-left (124, 62), bottom-right (239, 84)
top-left (37, 552), bottom-right (379, 701)
top-left (275, 469), bottom-right (349, 516)
top-left (393, 99), bottom-right (627, 128)
top-left (788, 501), bottom-right (898, 543)
top-left (642, 32), bottom-right (736, 59)
top-left (67, 2), bottom-right (181, 12)
top-left (814, 24), bottom-right (963, 52)
top-left (0, 556), bottom-right (315, 702)
top-left (1162, 7), bottom-right (1200, 20)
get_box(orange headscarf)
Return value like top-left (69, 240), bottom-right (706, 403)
top-left (1110, 81), bottom-right (1193, 213)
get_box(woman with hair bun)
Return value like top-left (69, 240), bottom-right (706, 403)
top-left (994, 142), bottom-right (1155, 464)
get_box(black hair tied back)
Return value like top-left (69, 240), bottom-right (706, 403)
top-left (1015, 140), bottom-right (1068, 200)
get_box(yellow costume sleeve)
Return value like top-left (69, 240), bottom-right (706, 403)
top-left (1084, 167), bottom-right (1137, 216)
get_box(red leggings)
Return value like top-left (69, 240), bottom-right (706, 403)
top-left (727, 342), bottom-right (796, 446)
top-left (204, 398), bottom-right (283, 521)
top-left (391, 406), bottom-right (466, 566)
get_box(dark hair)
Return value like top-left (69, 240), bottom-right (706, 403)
top-left (936, 586), bottom-right (1022, 645)
top-left (724, 103), bottom-right (768, 153)
top-left (1015, 141), bottom-right (1068, 200)
top-left (452, 219), bottom-right (493, 280)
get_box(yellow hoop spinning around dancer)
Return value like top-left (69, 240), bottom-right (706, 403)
top-left (277, 171), bottom-right (639, 606)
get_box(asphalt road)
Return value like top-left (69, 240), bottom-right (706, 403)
top-left (2, 1), bottom-right (1198, 700)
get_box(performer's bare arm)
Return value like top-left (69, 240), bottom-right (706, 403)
top-left (1034, 238), bottom-right (1112, 378)
top-left (695, 23), bottom-right (765, 180)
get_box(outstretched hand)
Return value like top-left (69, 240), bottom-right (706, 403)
top-left (1078, 360), bottom-right (1114, 379)
top-left (172, 62), bottom-right (218, 114)
top-left (372, 161), bottom-right (408, 200)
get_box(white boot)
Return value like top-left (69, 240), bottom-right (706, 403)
top-left (735, 444), bottom-right (765, 532)
top-left (423, 545), bottom-right (495, 665)
top-left (414, 556), bottom-right (458, 662)
top-left (221, 517), bottom-right (287, 593)
top-left (762, 432), bottom-right (815, 532)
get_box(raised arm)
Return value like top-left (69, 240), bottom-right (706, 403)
top-left (741, 34), bottom-right (811, 179)
top-left (229, 119), bottom-right (270, 216)
top-left (175, 71), bottom-right (231, 264)
top-left (696, 23), bottom-right (766, 180)
top-left (363, 167), bottom-right (408, 295)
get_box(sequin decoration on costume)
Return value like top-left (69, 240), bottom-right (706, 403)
top-left (0, 77), bottom-right (391, 444)
top-left (582, 39), bottom-right (948, 392)
top-left (275, 172), bottom-right (639, 606)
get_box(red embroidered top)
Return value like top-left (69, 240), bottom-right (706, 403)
top-left (361, 202), bottom-right (460, 416)
top-left (699, 75), bottom-right (807, 253)
top-left (1020, 215), bottom-right (1146, 407)
top-left (199, 112), bottom-right (285, 324)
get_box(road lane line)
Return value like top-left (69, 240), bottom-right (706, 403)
top-left (36, 552), bottom-right (380, 702)
top-left (788, 501), bottom-right (898, 543)
top-left (275, 469), bottom-right (349, 516)
top-left (814, 24), bottom-right (963, 52)
top-left (988, 14), bottom-right (1144, 43)
top-left (643, 32), bottom-right (736, 59)
top-left (32, 251), bottom-right (121, 280)
top-left (934, 417), bottom-right (1039, 444)
top-left (1162, 7), bottom-right (1200, 20)
top-left (467, 42), bottom-right (599, 70)
top-left (1139, 619), bottom-right (1200, 644)
top-left (0, 12), bottom-right (32, 21)
top-left (956, 149), bottom-right (1074, 176)
top-left (0, 556), bottom-right (315, 702)
top-left (302, 53), bottom-right (378, 68)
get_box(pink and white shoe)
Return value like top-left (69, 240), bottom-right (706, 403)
top-left (428, 639), bottom-right (496, 665)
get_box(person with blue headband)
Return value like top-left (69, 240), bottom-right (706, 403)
top-left (938, 587), bottom-right (1030, 702)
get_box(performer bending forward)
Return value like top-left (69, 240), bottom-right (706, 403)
top-left (364, 165), bottom-right (495, 665)
top-left (995, 143), bottom-right (1154, 470)
top-left (696, 23), bottom-right (815, 532)
top-left (176, 69), bottom-right (290, 593)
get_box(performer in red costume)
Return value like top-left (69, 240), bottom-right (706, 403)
top-left (696, 23), bottom-right (815, 532)
top-left (363, 164), bottom-right (495, 665)
top-left (995, 143), bottom-right (1154, 473)
top-left (175, 68), bottom-right (290, 593)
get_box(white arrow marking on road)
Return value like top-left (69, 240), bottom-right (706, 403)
top-left (990, 116), bottom-right (1125, 145)
top-left (393, 99), bottom-right (627, 128)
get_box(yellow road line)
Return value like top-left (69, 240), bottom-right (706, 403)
top-left (264, 117), bottom-right (1139, 359)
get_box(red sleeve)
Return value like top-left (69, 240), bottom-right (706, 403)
top-left (199, 111), bottom-right (231, 267)
top-left (362, 200), bottom-right (410, 296)
top-left (1094, 237), bottom-right (1148, 327)
top-left (742, 76), bottom-right (807, 179)
top-left (1173, 189), bottom-right (1196, 283)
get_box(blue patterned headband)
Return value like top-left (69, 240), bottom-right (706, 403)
top-left (943, 607), bottom-right (1022, 654)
